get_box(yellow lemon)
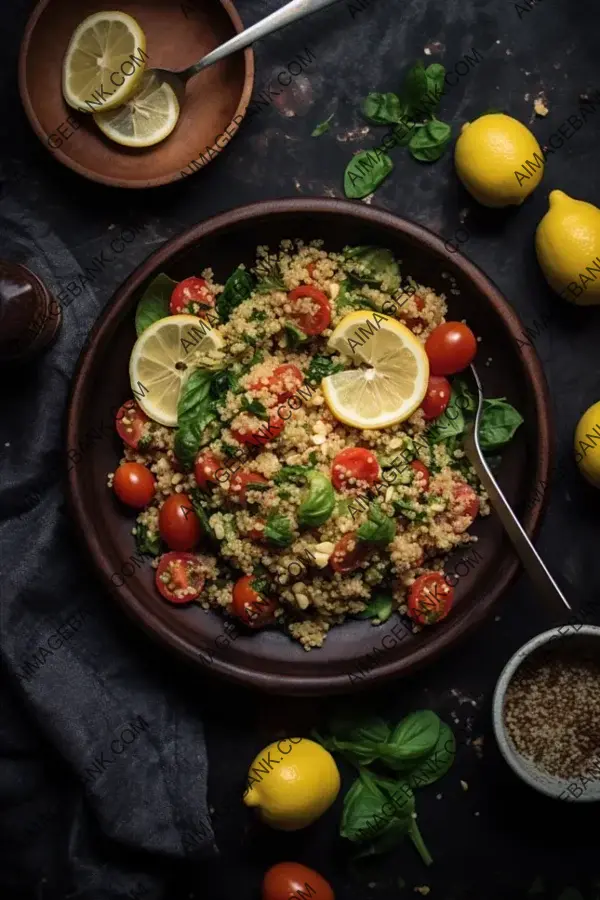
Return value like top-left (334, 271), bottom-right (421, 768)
top-left (535, 190), bottom-right (600, 305)
top-left (574, 402), bottom-right (600, 487)
top-left (243, 738), bottom-right (340, 831)
top-left (454, 113), bottom-right (544, 207)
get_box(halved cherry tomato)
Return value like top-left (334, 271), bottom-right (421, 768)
top-left (451, 482), bottom-right (480, 532)
top-left (228, 471), bottom-right (269, 505)
top-left (329, 532), bottom-right (369, 573)
top-left (249, 364), bottom-right (304, 404)
top-left (398, 294), bottom-right (426, 330)
top-left (407, 572), bottom-right (454, 625)
top-left (425, 322), bottom-right (477, 375)
top-left (194, 451), bottom-right (222, 491)
top-left (155, 552), bottom-right (205, 604)
top-left (420, 375), bottom-right (451, 420)
top-left (232, 575), bottom-right (278, 628)
top-left (158, 493), bottom-right (202, 550)
top-left (331, 447), bottom-right (380, 492)
top-left (231, 414), bottom-right (285, 446)
top-left (288, 285), bottom-right (331, 336)
top-left (410, 460), bottom-right (430, 492)
top-left (113, 462), bottom-right (155, 508)
top-left (115, 400), bottom-right (149, 450)
top-left (262, 862), bottom-right (334, 900)
top-left (170, 277), bottom-right (215, 316)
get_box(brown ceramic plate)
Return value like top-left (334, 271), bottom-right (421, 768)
top-left (18, 0), bottom-right (254, 188)
top-left (66, 199), bottom-right (552, 694)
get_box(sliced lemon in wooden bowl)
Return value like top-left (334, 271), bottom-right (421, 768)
top-left (322, 310), bottom-right (429, 429)
top-left (94, 71), bottom-right (180, 148)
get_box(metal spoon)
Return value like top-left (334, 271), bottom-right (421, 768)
top-left (149, 0), bottom-right (344, 105)
top-left (463, 364), bottom-right (571, 614)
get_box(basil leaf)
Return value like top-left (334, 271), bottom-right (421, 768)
top-left (340, 772), bottom-right (389, 842)
top-left (135, 273), bottom-right (177, 335)
top-left (343, 246), bottom-right (400, 291)
top-left (354, 818), bottom-right (411, 858)
top-left (362, 92), bottom-right (405, 125)
top-left (134, 523), bottom-right (162, 557)
top-left (402, 61), bottom-right (428, 116)
top-left (328, 714), bottom-right (391, 747)
top-left (174, 369), bottom-right (218, 469)
top-left (406, 721), bottom-right (456, 788)
top-left (241, 397), bottom-right (269, 420)
top-left (273, 465), bottom-right (314, 485)
top-left (408, 120), bottom-right (452, 162)
top-left (358, 593), bottom-right (393, 622)
top-left (285, 322), bottom-right (309, 349)
top-left (297, 472), bottom-right (335, 527)
top-left (427, 386), bottom-right (467, 442)
top-left (357, 503), bottom-right (396, 545)
top-left (479, 398), bottom-right (523, 451)
top-left (424, 63), bottom-right (445, 103)
top-left (216, 267), bottom-right (254, 322)
top-left (264, 513), bottom-right (294, 547)
top-left (306, 354), bottom-right (345, 384)
top-left (211, 369), bottom-right (239, 399)
top-left (311, 113), bottom-right (334, 137)
top-left (344, 149), bottom-right (394, 200)
top-left (386, 710), bottom-right (441, 764)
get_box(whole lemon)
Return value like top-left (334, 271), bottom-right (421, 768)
top-left (535, 190), bottom-right (600, 305)
top-left (243, 738), bottom-right (340, 831)
top-left (455, 113), bottom-right (544, 207)
top-left (574, 402), bottom-right (600, 487)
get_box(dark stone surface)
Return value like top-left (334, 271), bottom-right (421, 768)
top-left (2, 0), bottom-right (600, 897)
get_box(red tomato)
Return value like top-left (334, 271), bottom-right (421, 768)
top-left (231, 413), bottom-right (285, 446)
top-left (228, 471), bottom-right (269, 505)
top-left (232, 575), bottom-right (278, 628)
top-left (158, 493), bottom-right (202, 550)
top-left (194, 451), bottom-right (222, 491)
top-left (288, 285), bottom-right (331, 335)
top-left (451, 482), bottom-right (480, 532)
top-left (329, 532), bottom-right (369, 574)
top-left (425, 322), bottom-right (477, 375)
top-left (331, 447), bottom-right (380, 492)
top-left (155, 552), bottom-right (205, 604)
top-left (262, 862), bottom-right (334, 900)
top-left (170, 277), bottom-right (215, 316)
top-left (420, 375), bottom-right (451, 420)
top-left (407, 572), bottom-right (454, 625)
top-left (246, 520), bottom-right (266, 542)
top-left (115, 400), bottom-right (149, 450)
top-left (410, 460), bottom-right (430, 492)
top-left (113, 462), bottom-right (155, 508)
top-left (398, 295), bottom-right (426, 330)
top-left (249, 364), bottom-right (303, 404)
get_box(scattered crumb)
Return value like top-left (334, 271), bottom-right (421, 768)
top-left (414, 888), bottom-right (431, 896)
top-left (424, 40), bottom-right (444, 55)
top-left (460, 780), bottom-right (469, 791)
top-left (368, 883), bottom-right (377, 889)
top-left (4, 442), bottom-right (9, 447)
top-left (424, 47), bottom-right (431, 55)
top-left (494, 615), bottom-right (501, 622)
top-left (505, 49), bottom-right (512, 56)
top-left (436, 793), bottom-right (443, 800)
top-left (524, 92), bottom-right (531, 102)
top-left (458, 208), bottom-right (469, 224)
top-left (534, 94), bottom-right (549, 117)
top-left (450, 689), bottom-right (479, 707)
top-left (336, 126), bottom-right (370, 143)
top-left (472, 736), bottom-right (484, 758)
top-left (474, 811), bottom-right (480, 817)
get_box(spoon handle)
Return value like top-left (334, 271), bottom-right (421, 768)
top-left (464, 364), bottom-right (572, 615)
top-left (183, 0), bottom-right (343, 80)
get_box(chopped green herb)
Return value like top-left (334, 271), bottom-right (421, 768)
top-left (311, 113), bottom-right (334, 136)
top-left (241, 397), bottom-right (269, 420)
top-left (264, 513), bottom-right (294, 547)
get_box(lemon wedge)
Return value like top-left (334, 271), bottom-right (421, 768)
top-left (93, 71), bottom-right (179, 148)
top-left (62, 11), bottom-right (147, 113)
top-left (322, 310), bottom-right (429, 429)
top-left (129, 315), bottom-right (223, 426)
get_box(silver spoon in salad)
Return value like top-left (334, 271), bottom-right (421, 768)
top-left (463, 364), bottom-right (572, 615)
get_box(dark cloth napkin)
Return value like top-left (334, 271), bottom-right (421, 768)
top-left (0, 187), bottom-right (216, 900)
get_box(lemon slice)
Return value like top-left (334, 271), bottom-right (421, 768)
top-left (93, 71), bottom-right (179, 148)
top-left (129, 315), bottom-right (223, 426)
top-left (322, 310), bottom-right (429, 429)
top-left (62, 11), bottom-right (147, 113)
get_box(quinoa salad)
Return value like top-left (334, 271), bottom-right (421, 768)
top-left (109, 241), bottom-right (523, 650)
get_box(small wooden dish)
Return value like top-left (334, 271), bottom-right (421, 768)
top-left (18, 0), bottom-right (254, 188)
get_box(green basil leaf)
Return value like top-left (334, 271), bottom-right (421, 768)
top-left (402, 61), bottom-right (428, 116)
top-left (241, 396), bottom-right (269, 420)
top-left (216, 267), bottom-right (254, 322)
top-left (134, 523), bottom-right (162, 557)
top-left (358, 593), bottom-right (393, 622)
top-left (391, 121), bottom-right (417, 146)
top-left (174, 369), bottom-right (218, 469)
top-left (362, 92), bottom-right (405, 125)
top-left (479, 398), bottom-right (523, 451)
top-left (406, 721), bottom-right (456, 788)
top-left (273, 465), bottom-right (314, 485)
top-left (306, 354), bottom-right (345, 384)
top-left (297, 471), bottom-right (335, 527)
top-left (427, 386), bottom-right (467, 442)
top-left (408, 120), bottom-right (452, 162)
top-left (354, 818), bottom-right (411, 858)
top-left (344, 149), bottom-right (394, 200)
top-left (343, 246), bottom-right (400, 291)
top-left (357, 502), bottom-right (396, 545)
top-left (311, 113), bottom-right (334, 137)
top-left (386, 710), bottom-right (441, 763)
top-left (329, 714), bottom-right (391, 747)
top-left (340, 772), bottom-right (389, 842)
top-left (210, 369), bottom-right (239, 400)
top-left (424, 63), bottom-right (445, 102)
top-left (264, 513), bottom-right (294, 547)
top-left (135, 273), bottom-right (177, 335)
top-left (285, 322), bottom-right (309, 349)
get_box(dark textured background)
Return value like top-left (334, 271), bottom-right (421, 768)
top-left (2, 0), bottom-right (600, 898)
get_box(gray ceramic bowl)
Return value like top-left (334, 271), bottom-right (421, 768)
top-left (493, 625), bottom-right (600, 802)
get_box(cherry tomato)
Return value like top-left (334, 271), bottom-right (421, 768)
top-left (155, 552), bottom-right (205, 604)
top-left (194, 451), bottom-right (222, 491)
top-left (170, 277), bottom-right (215, 316)
top-left (232, 575), bottom-right (278, 628)
top-left (407, 572), bottom-right (454, 625)
top-left (246, 520), bottom-right (266, 542)
top-left (451, 482), bottom-right (480, 532)
top-left (262, 862), bottom-right (334, 900)
top-left (420, 375), bottom-right (451, 420)
top-left (410, 460), bottom-right (430, 492)
top-left (115, 400), bottom-right (149, 450)
top-left (398, 294), bottom-right (426, 330)
top-left (113, 462), bottom-right (155, 508)
top-left (331, 447), bottom-right (380, 492)
top-left (158, 493), bottom-right (202, 550)
top-left (269, 364), bottom-right (304, 403)
top-left (288, 285), bottom-right (331, 335)
top-left (329, 532), bottom-right (369, 574)
top-left (228, 470), bottom-right (269, 505)
top-left (425, 322), bottom-right (477, 375)
top-left (231, 413), bottom-right (285, 446)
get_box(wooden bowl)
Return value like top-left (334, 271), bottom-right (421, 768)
top-left (66, 199), bottom-right (553, 694)
top-left (18, 0), bottom-right (254, 188)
